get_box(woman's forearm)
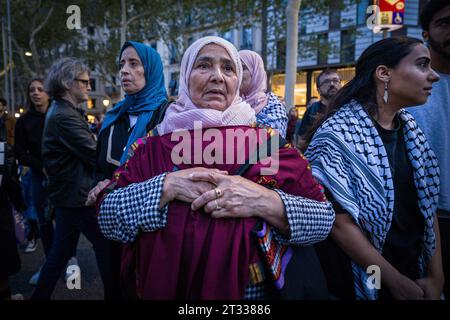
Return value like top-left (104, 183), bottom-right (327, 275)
top-left (98, 173), bottom-right (169, 243)
top-left (426, 215), bottom-right (444, 283)
top-left (270, 189), bottom-right (335, 245)
top-left (331, 214), bottom-right (402, 290)
top-left (255, 189), bottom-right (289, 235)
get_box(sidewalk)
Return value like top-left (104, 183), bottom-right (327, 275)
top-left (10, 235), bottom-right (104, 300)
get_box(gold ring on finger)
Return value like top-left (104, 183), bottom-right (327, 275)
top-left (214, 199), bottom-right (222, 210)
top-left (214, 188), bottom-right (223, 199)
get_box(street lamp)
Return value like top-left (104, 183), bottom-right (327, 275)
top-left (102, 98), bottom-right (110, 107)
top-left (25, 51), bottom-right (32, 56)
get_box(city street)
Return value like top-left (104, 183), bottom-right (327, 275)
top-left (10, 235), bottom-right (104, 300)
top-left (1, 0), bottom-right (449, 304)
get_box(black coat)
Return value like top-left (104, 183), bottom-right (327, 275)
top-left (95, 99), bottom-right (170, 300)
top-left (0, 141), bottom-right (25, 278)
top-left (297, 101), bottom-right (326, 138)
top-left (42, 99), bottom-right (97, 208)
top-left (95, 99), bottom-right (171, 181)
top-left (14, 107), bottom-right (47, 172)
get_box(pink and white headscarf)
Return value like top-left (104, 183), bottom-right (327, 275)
top-left (157, 36), bottom-right (255, 135)
top-left (239, 50), bottom-right (268, 115)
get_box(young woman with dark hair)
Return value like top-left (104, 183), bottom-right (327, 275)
top-left (304, 37), bottom-right (444, 300)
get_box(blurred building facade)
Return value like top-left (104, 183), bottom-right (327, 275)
top-left (32, 0), bottom-right (425, 122)
top-left (152, 0), bottom-right (425, 119)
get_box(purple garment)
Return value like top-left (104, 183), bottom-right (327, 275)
top-left (101, 125), bottom-right (326, 299)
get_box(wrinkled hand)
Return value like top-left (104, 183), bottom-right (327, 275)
top-left (85, 179), bottom-right (111, 206)
top-left (388, 273), bottom-right (425, 300)
top-left (190, 172), bottom-right (283, 220)
top-left (160, 168), bottom-right (228, 207)
top-left (415, 277), bottom-right (443, 300)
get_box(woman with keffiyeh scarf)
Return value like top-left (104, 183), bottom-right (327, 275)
top-left (303, 37), bottom-right (444, 300)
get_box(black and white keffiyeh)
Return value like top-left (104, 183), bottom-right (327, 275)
top-left (305, 100), bottom-right (440, 300)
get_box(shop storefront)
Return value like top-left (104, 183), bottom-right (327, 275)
top-left (270, 66), bottom-right (355, 119)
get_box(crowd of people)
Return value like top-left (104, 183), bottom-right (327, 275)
top-left (0, 0), bottom-right (448, 301)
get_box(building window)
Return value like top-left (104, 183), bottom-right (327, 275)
top-left (317, 33), bottom-right (328, 65)
top-left (87, 98), bottom-right (96, 109)
top-left (357, 0), bottom-right (370, 26)
top-left (169, 44), bottom-right (179, 65)
top-left (341, 30), bottom-right (355, 63)
top-left (300, 16), bottom-right (307, 35)
top-left (90, 79), bottom-right (97, 92)
top-left (241, 26), bottom-right (253, 50)
top-left (169, 72), bottom-right (179, 97)
top-left (221, 30), bottom-right (233, 43)
top-left (329, 2), bottom-right (340, 30)
top-left (276, 39), bottom-right (286, 70)
top-left (271, 72), bottom-right (308, 109)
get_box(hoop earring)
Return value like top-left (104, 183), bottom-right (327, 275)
top-left (383, 82), bottom-right (389, 104)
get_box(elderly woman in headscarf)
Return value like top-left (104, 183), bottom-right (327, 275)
top-left (97, 36), bottom-right (334, 299)
top-left (86, 41), bottom-right (171, 299)
top-left (239, 50), bottom-right (288, 138)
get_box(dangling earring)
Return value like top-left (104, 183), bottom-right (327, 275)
top-left (383, 82), bottom-right (389, 104)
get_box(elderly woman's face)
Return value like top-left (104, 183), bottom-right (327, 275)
top-left (189, 44), bottom-right (238, 111)
top-left (120, 46), bottom-right (146, 95)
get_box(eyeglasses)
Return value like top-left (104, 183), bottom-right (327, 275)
top-left (74, 78), bottom-right (91, 87)
top-left (319, 78), bottom-right (341, 87)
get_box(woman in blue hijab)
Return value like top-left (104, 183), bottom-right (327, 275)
top-left (100, 41), bottom-right (168, 165)
top-left (90, 41), bottom-right (170, 299)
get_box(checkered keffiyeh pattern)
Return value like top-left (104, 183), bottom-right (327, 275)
top-left (244, 281), bottom-right (271, 300)
top-left (305, 100), bottom-right (440, 300)
top-left (272, 189), bottom-right (335, 245)
top-left (98, 173), bottom-right (169, 243)
top-left (256, 92), bottom-right (288, 139)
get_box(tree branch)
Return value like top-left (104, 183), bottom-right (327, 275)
top-left (29, 6), bottom-right (54, 75)
top-left (126, 11), bottom-right (153, 26)
top-left (11, 36), bottom-right (34, 77)
top-left (30, 6), bottom-right (54, 39)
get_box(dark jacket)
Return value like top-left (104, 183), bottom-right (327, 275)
top-left (0, 111), bottom-right (16, 146)
top-left (96, 99), bottom-right (171, 181)
top-left (1, 141), bottom-right (25, 278)
top-left (0, 142), bottom-right (25, 210)
top-left (297, 101), bottom-right (326, 138)
top-left (14, 108), bottom-right (47, 172)
top-left (42, 99), bottom-right (96, 208)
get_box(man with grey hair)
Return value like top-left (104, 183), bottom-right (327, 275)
top-left (31, 57), bottom-right (107, 299)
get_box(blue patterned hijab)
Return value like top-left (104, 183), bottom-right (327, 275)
top-left (100, 41), bottom-right (167, 164)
